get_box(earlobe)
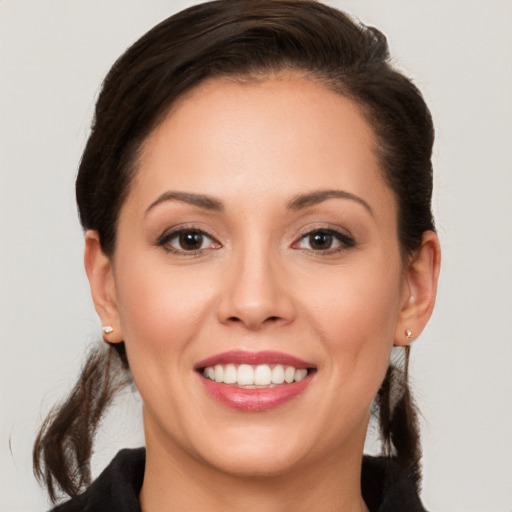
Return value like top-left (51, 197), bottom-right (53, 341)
top-left (84, 230), bottom-right (123, 343)
top-left (395, 230), bottom-right (441, 346)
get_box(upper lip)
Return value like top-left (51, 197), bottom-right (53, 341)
top-left (194, 350), bottom-right (315, 370)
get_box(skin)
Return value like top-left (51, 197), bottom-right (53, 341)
top-left (85, 74), bottom-right (440, 512)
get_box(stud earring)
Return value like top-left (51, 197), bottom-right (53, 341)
top-left (102, 325), bottom-right (114, 334)
top-left (405, 329), bottom-right (413, 342)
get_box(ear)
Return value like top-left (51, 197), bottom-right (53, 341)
top-left (395, 230), bottom-right (441, 346)
top-left (84, 230), bottom-right (123, 343)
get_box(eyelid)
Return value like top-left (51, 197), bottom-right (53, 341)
top-left (294, 222), bottom-right (354, 241)
top-left (156, 225), bottom-right (222, 254)
top-left (291, 224), bottom-right (356, 253)
top-left (155, 222), bottom-right (355, 256)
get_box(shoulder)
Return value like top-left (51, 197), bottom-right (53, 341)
top-left (361, 456), bottom-right (428, 512)
top-left (50, 448), bottom-right (145, 512)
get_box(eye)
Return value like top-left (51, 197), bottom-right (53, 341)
top-left (293, 228), bottom-right (355, 253)
top-left (158, 228), bottom-right (220, 254)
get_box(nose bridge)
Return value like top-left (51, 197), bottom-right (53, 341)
top-left (217, 234), bottom-right (295, 329)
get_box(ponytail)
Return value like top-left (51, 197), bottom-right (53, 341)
top-left (376, 346), bottom-right (422, 490)
top-left (33, 343), bottom-right (130, 503)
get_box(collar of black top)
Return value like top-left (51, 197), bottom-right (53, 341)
top-left (50, 448), bottom-right (427, 512)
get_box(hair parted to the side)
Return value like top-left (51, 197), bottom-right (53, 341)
top-left (34, 0), bottom-right (435, 502)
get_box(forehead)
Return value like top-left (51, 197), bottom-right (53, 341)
top-left (130, 75), bottom-right (396, 220)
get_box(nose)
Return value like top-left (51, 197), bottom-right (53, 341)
top-left (216, 246), bottom-right (296, 330)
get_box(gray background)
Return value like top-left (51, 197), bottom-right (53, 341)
top-left (1, 1), bottom-right (511, 510)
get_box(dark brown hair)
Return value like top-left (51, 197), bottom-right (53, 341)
top-left (34, 0), bottom-right (435, 502)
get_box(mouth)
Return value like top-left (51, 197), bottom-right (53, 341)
top-left (201, 363), bottom-right (311, 387)
top-left (195, 351), bottom-right (316, 411)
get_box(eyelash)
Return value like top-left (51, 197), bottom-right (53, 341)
top-left (157, 227), bottom-right (355, 256)
top-left (293, 228), bottom-right (356, 255)
top-left (157, 228), bottom-right (221, 255)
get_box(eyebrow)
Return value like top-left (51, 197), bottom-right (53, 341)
top-left (287, 189), bottom-right (374, 216)
top-left (145, 191), bottom-right (224, 215)
top-left (145, 189), bottom-right (373, 216)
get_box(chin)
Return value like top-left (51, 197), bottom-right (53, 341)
top-left (200, 436), bottom-right (310, 478)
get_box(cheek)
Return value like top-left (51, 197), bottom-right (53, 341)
top-left (303, 257), bottom-right (402, 386)
top-left (112, 256), bottom-right (222, 426)
top-left (309, 263), bottom-right (401, 338)
top-left (113, 255), bottom-right (216, 358)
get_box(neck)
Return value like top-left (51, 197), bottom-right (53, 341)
top-left (140, 417), bottom-right (369, 512)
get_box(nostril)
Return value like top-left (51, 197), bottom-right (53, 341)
top-left (225, 315), bottom-right (281, 325)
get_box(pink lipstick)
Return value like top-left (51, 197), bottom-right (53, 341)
top-left (195, 350), bottom-right (316, 411)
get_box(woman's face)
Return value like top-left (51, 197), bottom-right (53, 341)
top-left (103, 75), bottom-right (412, 476)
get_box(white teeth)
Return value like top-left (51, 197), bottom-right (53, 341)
top-left (214, 364), bottom-right (224, 383)
top-left (223, 364), bottom-right (237, 384)
top-left (294, 368), bottom-right (308, 382)
top-left (271, 364), bottom-right (285, 384)
top-left (254, 364), bottom-right (272, 386)
top-left (237, 364), bottom-right (254, 386)
top-left (202, 363), bottom-right (310, 386)
top-left (203, 367), bottom-right (215, 380)
top-left (284, 366), bottom-right (295, 383)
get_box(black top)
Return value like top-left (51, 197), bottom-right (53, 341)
top-left (51, 448), bottom-right (427, 511)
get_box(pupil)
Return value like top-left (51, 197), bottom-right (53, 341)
top-left (179, 231), bottom-right (203, 250)
top-left (310, 232), bottom-right (332, 250)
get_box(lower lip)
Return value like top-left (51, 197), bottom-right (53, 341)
top-left (199, 374), bottom-right (314, 411)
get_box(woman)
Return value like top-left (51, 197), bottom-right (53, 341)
top-left (34, 1), bottom-right (440, 510)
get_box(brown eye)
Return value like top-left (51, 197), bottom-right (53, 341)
top-left (293, 228), bottom-right (355, 254)
top-left (178, 231), bottom-right (204, 250)
top-left (308, 232), bottom-right (333, 250)
top-left (159, 228), bottom-right (220, 254)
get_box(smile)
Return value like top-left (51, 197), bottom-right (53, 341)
top-left (202, 364), bottom-right (308, 387)
top-left (195, 351), bottom-right (316, 411)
